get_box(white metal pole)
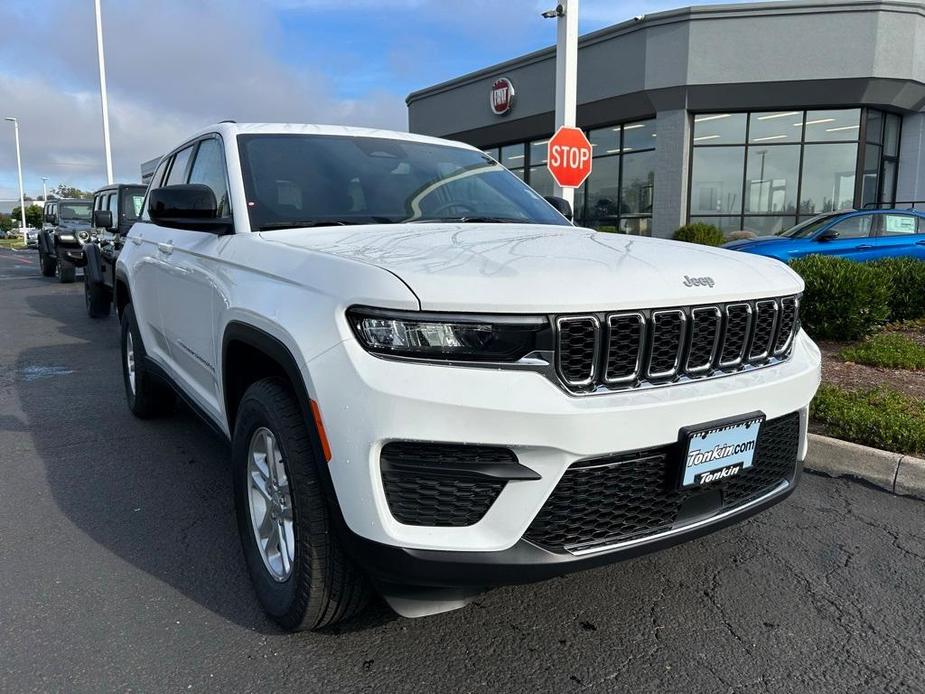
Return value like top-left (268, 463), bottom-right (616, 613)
top-left (553, 0), bottom-right (579, 206)
top-left (94, 0), bottom-right (113, 185)
top-left (5, 118), bottom-right (26, 232)
top-left (42, 177), bottom-right (48, 203)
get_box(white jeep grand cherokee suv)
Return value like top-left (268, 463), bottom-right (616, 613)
top-left (116, 122), bottom-right (821, 630)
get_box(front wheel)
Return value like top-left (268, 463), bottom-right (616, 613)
top-left (232, 378), bottom-right (370, 631)
top-left (56, 257), bottom-right (75, 283)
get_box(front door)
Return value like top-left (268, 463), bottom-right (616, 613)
top-left (811, 213), bottom-right (880, 261)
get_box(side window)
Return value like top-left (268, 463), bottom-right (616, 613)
top-left (94, 195), bottom-right (104, 211)
top-left (881, 214), bottom-right (919, 236)
top-left (164, 145), bottom-right (194, 186)
top-left (140, 157), bottom-right (171, 222)
top-left (108, 192), bottom-right (119, 220)
top-left (188, 138), bottom-right (231, 216)
top-left (123, 190), bottom-right (144, 221)
top-left (827, 215), bottom-right (875, 239)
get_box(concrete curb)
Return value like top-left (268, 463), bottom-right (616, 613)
top-left (805, 433), bottom-right (925, 501)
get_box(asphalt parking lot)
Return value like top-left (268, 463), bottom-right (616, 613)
top-left (1, 247), bottom-right (924, 693)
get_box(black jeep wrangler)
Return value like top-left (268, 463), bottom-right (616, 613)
top-left (82, 183), bottom-right (147, 318)
top-left (37, 198), bottom-right (94, 282)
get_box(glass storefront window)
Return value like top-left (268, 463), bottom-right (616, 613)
top-left (589, 127), bottom-right (621, 156)
top-left (861, 144), bottom-right (882, 208)
top-left (748, 111), bottom-right (803, 144)
top-left (529, 139), bottom-right (549, 166)
top-left (799, 142), bottom-right (858, 214)
top-left (622, 120), bottom-right (657, 151)
top-left (884, 114), bottom-right (901, 158)
top-left (528, 165), bottom-right (555, 198)
top-left (803, 109), bottom-right (861, 142)
top-left (690, 147), bottom-right (745, 215)
top-left (744, 145), bottom-right (799, 214)
top-left (688, 216), bottom-right (745, 235)
top-left (500, 143), bottom-right (526, 170)
top-left (742, 216), bottom-right (796, 235)
top-left (881, 160), bottom-right (897, 205)
top-left (621, 151), bottom-right (655, 214)
top-left (692, 113), bottom-right (746, 145)
top-left (584, 156), bottom-right (621, 228)
top-left (866, 110), bottom-right (884, 145)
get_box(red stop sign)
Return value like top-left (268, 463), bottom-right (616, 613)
top-left (547, 126), bottom-right (593, 188)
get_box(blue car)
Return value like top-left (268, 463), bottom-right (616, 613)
top-left (723, 208), bottom-right (925, 263)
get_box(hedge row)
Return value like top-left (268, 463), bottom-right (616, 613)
top-left (790, 256), bottom-right (925, 341)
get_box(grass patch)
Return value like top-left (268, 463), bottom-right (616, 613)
top-left (840, 332), bottom-right (925, 370)
top-left (811, 384), bottom-right (925, 455)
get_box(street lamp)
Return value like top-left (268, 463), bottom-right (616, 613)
top-left (94, 0), bottom-right (113, 184)
top-left (41, 176), bottom-right (48, 204)
top-left (4, 116), bottom-right (26, 234)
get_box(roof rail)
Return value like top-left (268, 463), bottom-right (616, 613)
top-left (862, 200), bottom-right (925, 210)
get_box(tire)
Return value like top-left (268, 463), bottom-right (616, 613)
top-left (232, 378), bottom-right (370, 631)
top-left (120, 303), bottom-right (174, 418)
top-left (40, 251), bottom-right (56, 277)
top-left (84, 274), bottom-right (112, 318)
top-left (56, 257), bottom-right (76, 284)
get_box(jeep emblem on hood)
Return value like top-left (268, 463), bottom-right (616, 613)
top-left (683, 275), bottom-right (715, 288)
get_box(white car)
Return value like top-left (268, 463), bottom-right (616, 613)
top-left (115, 122), bottom-right (821, 630)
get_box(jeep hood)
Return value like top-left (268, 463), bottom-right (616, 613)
top-left (261, 224), bottom-right (803, 313)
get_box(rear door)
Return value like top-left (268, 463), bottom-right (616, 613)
top-left (810, 213), bottom-right (880, 261)
top-left (872, 212), bottom-right (925, 260)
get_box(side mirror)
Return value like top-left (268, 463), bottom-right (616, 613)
top-left (148, 184), bottom-right (231, 234)
top-left (93, 209), bottom-right (113, 230)
top-left (817, 230), bottom-right (840, 242)
top-left (544, 195), bottom-right (573, 222)
top-left (44, 212), bottom-right (57, 225)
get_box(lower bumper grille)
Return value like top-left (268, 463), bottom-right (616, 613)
top-left (523, 412), bottom-right (801, 552)
top-left (380, 442), bottom-right (515, 527)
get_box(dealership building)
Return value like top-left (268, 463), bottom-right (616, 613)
top-left (406, 0), bottom-right (925, 237)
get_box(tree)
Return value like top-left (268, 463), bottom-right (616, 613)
top-left (11, 204), bottom-right (45, 229)
top-left (0, 214), bottom-right (12, 233)
top-left (51, 184), bottom-right (93, 200)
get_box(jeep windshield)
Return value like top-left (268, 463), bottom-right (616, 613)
top-left (58, 201), bottom-right (92, 222)
top-left (237, 134), bottom-right (568, 231)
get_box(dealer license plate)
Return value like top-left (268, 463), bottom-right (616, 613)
top-left (680, 414), bottom-right (764, 488)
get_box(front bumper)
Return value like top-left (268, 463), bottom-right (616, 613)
top-left (309, 329), bottom-right (821, 560)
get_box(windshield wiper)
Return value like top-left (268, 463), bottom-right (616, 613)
top-left (408, 216), bottom-right (526, 224)
top-left (257, 216), bottom-right (398, 231)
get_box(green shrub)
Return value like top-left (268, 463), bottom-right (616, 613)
top-left (840, 332), bottom-right (925, 370)
top-left (789, 255), bottom-right (890, 340)
top-left (811, 384), bottom-right (925, 455)
top-left (871, 257), bottom-right (925, 322)
top-left (672, 222), bottom-right (725, 247)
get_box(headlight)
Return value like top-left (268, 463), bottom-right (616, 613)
top-left (77, 230), bottom-right (90, 241)
top-left (58, 234), bottom-right (76, 243)
top-left (347, 307), bottom-right (551, 362)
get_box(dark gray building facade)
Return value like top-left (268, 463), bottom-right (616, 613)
top-left (406, 0), bottom-right (925, 237)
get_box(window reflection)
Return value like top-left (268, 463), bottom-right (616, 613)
top-left (744, 146), bottom-right (799, 214)
top-left (749, 112), bottom-right (802, 144)
top-left (800, 143), bottom-right (858, 214)
top-left (803, 109), bottom-right (861, 142)
top-left (692, 113), bottom-right (746, 144)
top-left (690, 147), bottom-right (745, 214)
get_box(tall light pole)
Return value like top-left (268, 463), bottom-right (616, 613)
top-left (4, 117), bottom-right (26, 233)
top-left (543, 1), bottom-right (580, 208)
top-left (94, 0), bottom-right (113, 184)
top-left (41, 176), bottom-right (48, 203)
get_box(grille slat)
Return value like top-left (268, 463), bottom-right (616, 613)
top-left (554, 296), bottom-right (798, 393)
top-left (524, 412), bottom-right (801, 551)
top-left (556, 316), bottom-right (599, 386)
top-left (605, 313), bottom-right (645, 384)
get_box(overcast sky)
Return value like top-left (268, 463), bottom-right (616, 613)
top-left (0, 0), bottom-right (728, 200)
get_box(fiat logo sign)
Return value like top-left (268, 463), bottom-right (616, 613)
top-left (490, 77), bottom-right (515, 116)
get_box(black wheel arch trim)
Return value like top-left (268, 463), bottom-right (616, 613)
top-left (82, 243), bottom-right (103, 282)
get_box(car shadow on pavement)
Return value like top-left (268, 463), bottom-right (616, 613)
top-left (15, 292), bottom-right (406, 634)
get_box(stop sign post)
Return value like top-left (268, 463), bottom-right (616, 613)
top-left (547, 126), bottom-right (593, 189)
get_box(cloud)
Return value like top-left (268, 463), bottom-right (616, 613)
top-left (0, 0), bottom-right (407, 196)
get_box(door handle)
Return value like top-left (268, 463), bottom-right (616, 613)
top-left (157, 242), bottom-right (174, 255)
top-left (915, 240), bottom-right (925, 246)
top-left (855, 244), bottom-right (874, 250)
top-left (131, 235), bottom-right (142, 246)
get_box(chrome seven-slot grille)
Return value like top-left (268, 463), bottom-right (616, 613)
top-left (555, 296), bottom-right (799, 393)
